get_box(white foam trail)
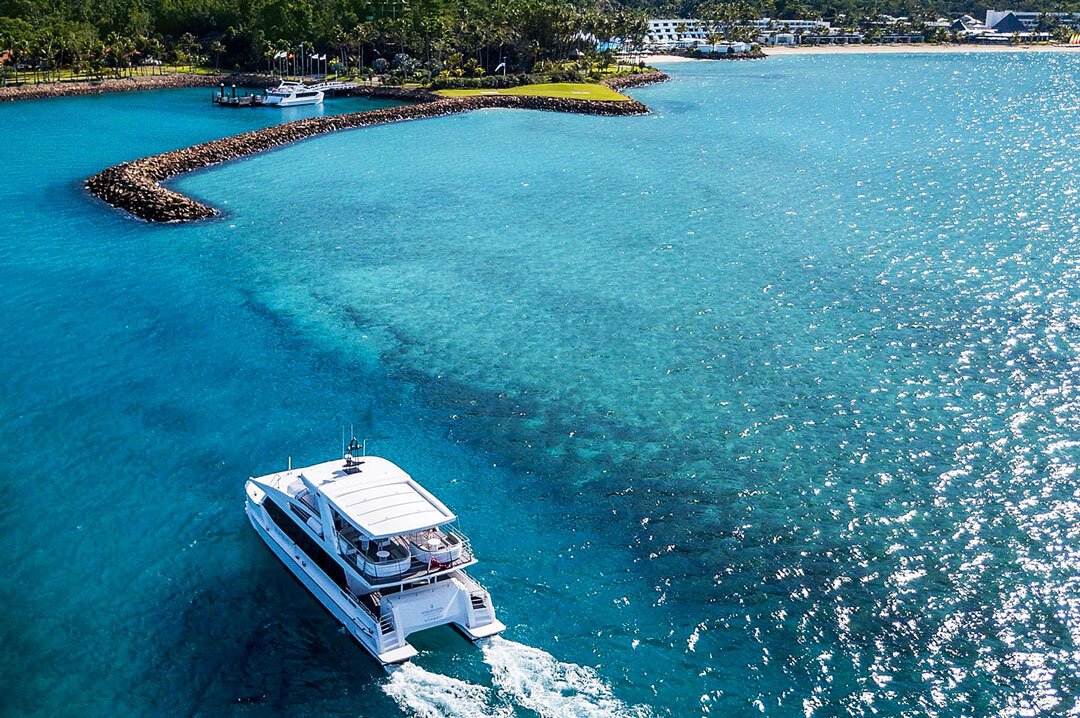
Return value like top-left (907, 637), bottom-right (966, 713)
top-left (481, 636), bottom-right (651, 718)
top-left (382, 662), bottom-right (511, 718)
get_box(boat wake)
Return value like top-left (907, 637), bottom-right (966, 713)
top-left (382, 637), bottom-right (650, 718)
top-left (481, 637), bottom-right (650, 718)
top-left (383, 662), bottom-right (511, 718)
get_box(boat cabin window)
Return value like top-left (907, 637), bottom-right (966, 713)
top-left (288, 502), bottom-right (320, 533)
top-left (296, 489), bottom-right (320, 515)
top-left (263, 499), bottom-right (347, 590)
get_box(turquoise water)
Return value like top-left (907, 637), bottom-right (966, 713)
top-left (3, 53), bottom-right (1080, 716)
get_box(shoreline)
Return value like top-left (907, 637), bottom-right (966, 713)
top-left (645, 44), bottom-right (1080, 62)
top-left (764, 43), bottom-right (1080, 55)
top-left (0, 72), bottom-right (275, 103)
top-left (85, 72), bottom-right (668, 223)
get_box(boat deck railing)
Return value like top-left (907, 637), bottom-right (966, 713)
top-left (337, 525), bottom-right (475, 586)
top-left (308, 81), bottom-right (359, 92)
top-left (338, 587), bottom-right (396, 637)
top-left (454, 568), bottom-right (489, 595)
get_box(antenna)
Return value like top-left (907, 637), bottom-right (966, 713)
top-left (341, 424), bottom-right (346, 458)
top-left (288, 456), bottom-right (292, 471)
top-left (362, 438), bottom-right (367, 456)
top-left (344, 433), bottom-right (363, 472)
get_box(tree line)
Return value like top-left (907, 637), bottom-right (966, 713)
top-left (4, 0), bottom-right (1080, 83)
top-left (0, 0), bottom-right (650, 81)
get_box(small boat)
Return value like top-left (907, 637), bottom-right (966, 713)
top-left (245, 440), bottom-right (505, 664)
top-left (262, 81), bottom-right (324, 107)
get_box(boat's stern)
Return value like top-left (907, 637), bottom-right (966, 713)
top-left (377, 572), bottom-right (504, 655)
top-left (457, 616), bottom-right (507, 641)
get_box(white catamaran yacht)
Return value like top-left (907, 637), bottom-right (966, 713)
top-left (262, 81), bottom-right (324, 107)
top-left (245, 441), bottom-right (505, 664)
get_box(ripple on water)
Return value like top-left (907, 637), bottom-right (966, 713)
top-left (3, 53), bottom-right (1080, 716)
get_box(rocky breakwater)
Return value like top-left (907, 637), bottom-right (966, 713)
top-left (86, 73), bottom-right (667, 223)
top-left (0, 73), bottom-right (271, 103)
top-left (602, 71), bottom-right (670, 92)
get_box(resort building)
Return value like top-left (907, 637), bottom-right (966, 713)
top-left (697, 42), bottom-right (752, 54)
top-left (754, 32), bottom-right (797, 46)
top-left (642, 19), bottom-right (756, 52)
top-left (950, 15), bottom-right (987, 33)
top-left (800, 32), bottom-right (864, 44)
top-left (749, 18), bottom-right (832, 33)
top-left (644, 19), bottom-right (710, 45)
top-left (750, 18), bottom-right (835, 46)
top-left (984, 9), bottom-right (1080, 30)
top-left (951, 11), bottom-right (1052, 43)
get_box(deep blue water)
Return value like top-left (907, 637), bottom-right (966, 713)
top-left (3, 53), bottom-right (1080, 717)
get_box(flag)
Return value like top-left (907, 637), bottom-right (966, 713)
top-left (494, 62), bottom-right (506, 72)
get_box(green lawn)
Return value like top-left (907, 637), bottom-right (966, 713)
top-left (436, 82), bottom-right (630, 102)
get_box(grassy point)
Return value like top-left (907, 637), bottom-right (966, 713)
top-left (436, 82), bottom-right (630, 102)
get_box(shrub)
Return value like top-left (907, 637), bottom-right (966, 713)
top-left (427, 73), bottom-right (534, 90)
top-left (548, 68), bottom-right (583, 83)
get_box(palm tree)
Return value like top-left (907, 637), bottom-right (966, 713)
top-left (209, 39), bottom-right (225, 70)
top-left (354, 22), bottom-right (373, 73)
top-left (144, 37), bottom-right (164, 74)
top-left (332, 25), bottom-right (348, 73)
top-left (176, 32), bottom-right (199, 70)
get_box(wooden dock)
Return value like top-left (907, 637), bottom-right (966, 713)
top-left (212, 86), bottom-right (265, 107)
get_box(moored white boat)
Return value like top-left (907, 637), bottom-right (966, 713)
top-left (245, 441), bottom-right (505, 664)
top-left (262, 81), bottom-right (324, 107)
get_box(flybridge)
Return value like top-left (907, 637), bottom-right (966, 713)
top-left (245, 441), bottom-right (504, 664)
top-left (299, 455), bottom-right (456, 539)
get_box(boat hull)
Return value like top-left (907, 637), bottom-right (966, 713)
top-left (262, 92), bottom-right (324, 107)
top-left (246, 501), bottom-right (418, 664)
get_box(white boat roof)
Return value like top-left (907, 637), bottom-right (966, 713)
top-left (291, 457), bottom-right (456, 539)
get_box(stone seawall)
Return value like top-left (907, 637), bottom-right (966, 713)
top-left (86, 73), bottom-right (667, 223)
top-left (0, 73), bottom-right (271, 103)
top-left (602, 71), bottom-right (670, 92)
